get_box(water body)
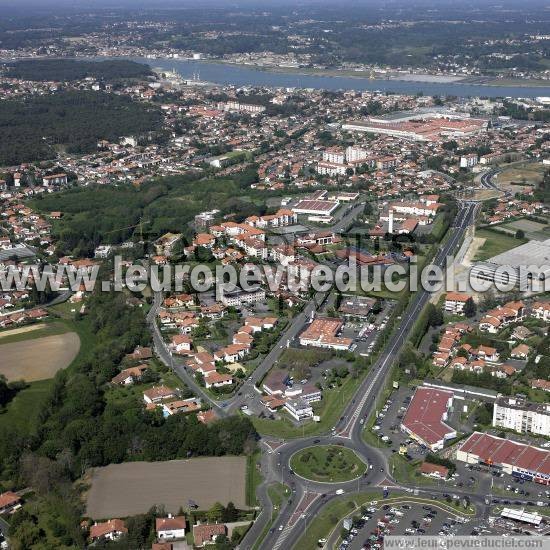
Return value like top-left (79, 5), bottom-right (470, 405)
top-left (129, 57), bottom-right (550, 98)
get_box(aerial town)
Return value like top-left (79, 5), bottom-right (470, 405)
top-left (0, 2), bottom-right (550, 550)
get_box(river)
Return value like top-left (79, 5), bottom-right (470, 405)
top-left (129, 57), bottom-right (550, 99)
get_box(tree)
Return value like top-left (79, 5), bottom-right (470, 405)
top-left (515, 229), bottom-right (525, 240)
top-left (427, 304), bottom-right (443, 327)
top-left (215, 534), bottom-right (232, 550)
top-left (10, 521), bottom-right (43, 550)
top-left (208, 502), bottom-right (225, 523)
top-left (463, 297), bottom-right (477, 318)
top-left (222, 501), bottom-right (239, 522)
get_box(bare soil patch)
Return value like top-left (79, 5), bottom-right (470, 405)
top-left (0, 332), bottom-right (80, 382)
top-left (85, 457), bottom-right (247, 519)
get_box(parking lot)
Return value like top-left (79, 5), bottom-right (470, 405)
top-left (341, 301), bottom-right (395, 356)
top-left (340, 500), bottom-right (476, 550)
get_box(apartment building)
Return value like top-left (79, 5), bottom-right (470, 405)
top-left (444, 292), bottom-right (471, 315)
top-left (493, 397), bottom-right (550, 437)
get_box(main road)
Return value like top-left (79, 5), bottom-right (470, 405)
top-left (241, 201), bottom-right (480, 550)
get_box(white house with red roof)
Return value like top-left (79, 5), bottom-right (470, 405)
top-left (156, 515), bottom-right (186, 540)
top-left (89, 519), bottom-right (127, 541)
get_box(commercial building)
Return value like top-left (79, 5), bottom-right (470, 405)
top-left (292, 199), bottom-right (340, 216)
top-left (299, 317), bottom-right (353, 351)
top-left (338, 295), bottom-right (376, 318)
top-left (401, 387), bottom-right (456, 451)
top-left (456, 432), bottom-right (550, 485)
top-left (285, 398), bottom-right (313, 421)
top-left (217, 101), bottom-right (265, 114)
top-left (471, 239), bottom-right (550, 291)
top-left (493, 397), bottom-right (550, 437)
top-left (342, 113), bottom-right (486, 142)
top-left (500, 508), bottom-right (542, 527)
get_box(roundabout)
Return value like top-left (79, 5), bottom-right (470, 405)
top-left (289, 445), bottom-right (368, 483)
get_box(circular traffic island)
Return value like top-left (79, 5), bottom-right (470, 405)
top-left (290, 445), bottom-right (367, 483)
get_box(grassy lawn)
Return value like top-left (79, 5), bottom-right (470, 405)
top-left (290, 445), bottom-right (367, 483)
top-left (474, 228), bottom-right (526, 261)
top-left (251, 375), bottom-right (360, 439)
top-left (267, 482), bottom-right (291, 509)
top-left (246, 451), bottom-right (262, 507)
top-left (48, 300), bottom-right (80, 318)
top-left (0, 320), bottom-right (70, 345)
top-left (0, 378), bottom-right (54, 431)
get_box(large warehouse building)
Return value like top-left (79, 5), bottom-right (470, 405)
top-left (342, 111), bottom-right (486, 142)
top-left (456, 432), bottom-right (550, 485)
top-left (401, 387), bottom-right (456, 451)
top-left (471, 238), bottom-right (550, 291)
top-left (292, 199), bottom-right (340, 216)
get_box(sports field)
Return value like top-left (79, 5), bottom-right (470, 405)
top-left (85, 457), bottom-right (247, 519)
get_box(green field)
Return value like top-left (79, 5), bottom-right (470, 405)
top-left (389, 454), bottom-right (437, 487)
top-left (267, 482), bottom-right (291, 509)
top-left (290, 445), bottom-right (367, 482)
top-left (0, 378), bottom-right (54, 431)
top-left (246, 452), bottom-right (263, 507)
top-left (474, 228), bottom-right (526, 261)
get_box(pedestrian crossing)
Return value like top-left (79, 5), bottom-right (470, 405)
top-left (272, 524), bottom-right (294, 550)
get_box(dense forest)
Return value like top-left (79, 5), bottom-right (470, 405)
top-left (31, 167), bottom-right (261, 257)
top-left (4, 59), bottom-right (153, 82)
top-left (0, 287), bottom-right (257, 549)
top-left (0, 91), bottom-right (162, 166)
